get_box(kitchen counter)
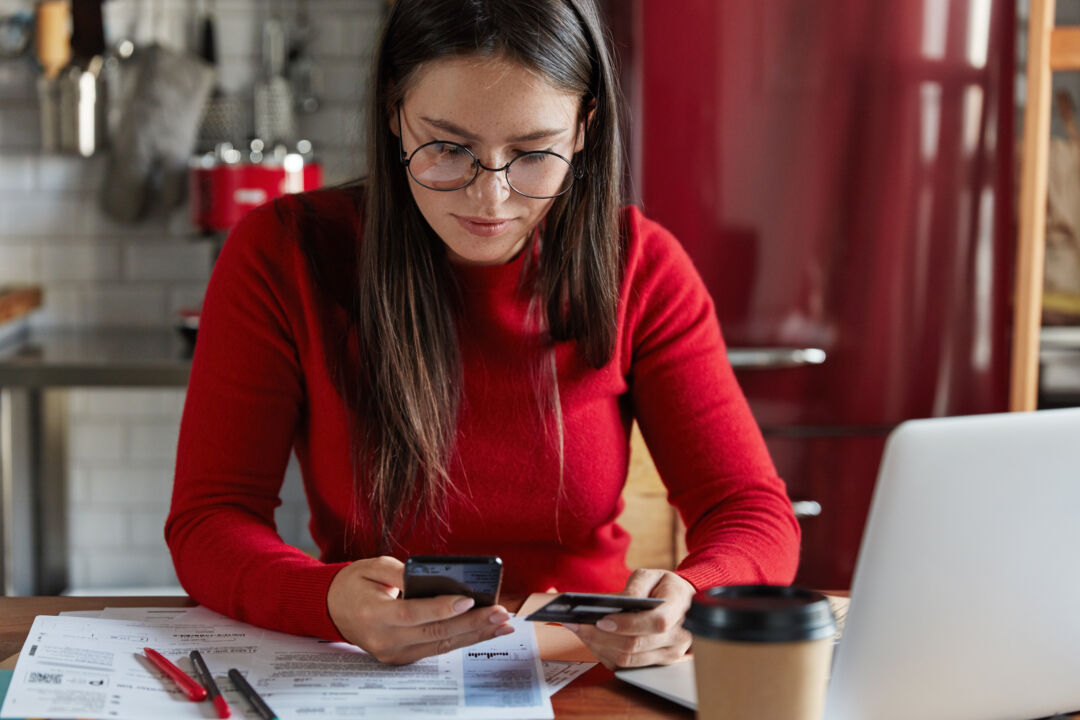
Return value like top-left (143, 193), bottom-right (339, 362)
top-left (0, 328), bottom-right (191, 387)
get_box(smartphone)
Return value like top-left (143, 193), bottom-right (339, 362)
top-left (524, 592), bottom-right (664, 624)
top-left (402, 555), bottom-right (503, 607)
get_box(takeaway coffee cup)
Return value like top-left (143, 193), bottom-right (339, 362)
top-left (683, 585), bottom-right (837, 720)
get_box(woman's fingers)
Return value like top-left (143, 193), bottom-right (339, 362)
top-left (573, 618), bottom-right (692, 669)
top-left (378, 602), bottom-right (509, 645)
top-left (568, 568), bottom-right (698, 668)
top-left (594, 635), bottom-right (693, 670)
top-left (651, 572), bottom-right (696, 612)
top-left (354, 600), bottom-right (513, 663)
top-left (595, 578), bottom-right (692, 636)
top-left (594, 604), bottom-right (676, 636)
top-left (328, 557), bottom-right (514, 664)
top-left (363, 595), bottom-right (513, 661)
top-left (388, 594), bottom-right (479, 626)
top-left (575, 619), bottom-right (691, 654)
top-left (622, 568), bottom-right (666, 598)
top-left (379, 616), bottom-right (516, 665)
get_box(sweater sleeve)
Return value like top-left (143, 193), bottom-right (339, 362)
top-left (165, 203), bottom-right (348, 641)
top-left (624, 207), bottom-right (800, 589)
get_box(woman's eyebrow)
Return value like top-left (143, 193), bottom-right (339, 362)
top-left (420, 116), bottom-right (568, 143)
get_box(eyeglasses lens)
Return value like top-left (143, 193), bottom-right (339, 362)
top-left (507, 153), bottom-right (574, 198)
top-left (409, 143), bottom-right (475, 190)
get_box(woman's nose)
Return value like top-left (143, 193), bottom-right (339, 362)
top-left (465, 161), bottom-right (512, 204)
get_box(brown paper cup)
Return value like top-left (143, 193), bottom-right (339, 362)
top-left (684, 586), bottom-right (836, 720)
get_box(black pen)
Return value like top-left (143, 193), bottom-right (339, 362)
top-left (189, 649), bottom-right (231, 718)
top-left (227, 668), bottom-right (278, 720)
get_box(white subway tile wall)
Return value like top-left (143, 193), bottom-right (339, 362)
top-left (0, 0), bottom-right (383, 591)
top-left (39, 243), bottom-right (122, 282)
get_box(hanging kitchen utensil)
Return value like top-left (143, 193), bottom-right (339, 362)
top-left (254, 16), bottom-right (296, 147)
top-left (35, 0), bottom-right (109, 156)
top-left (56, 0), bottom-right (107, 156)
top-left (287, 0), bottom-right (320, 114)
top-left (35, 0), bottom-right (70, 79)
top-left (101, 43), bottom-right (215, 221)
top-left (55, 55), bottom-right (106, 156)
top-left (35, 0), bottom-right (70, 151)
top-left (69, 0), bottom-right (105, 61)
top-left (100, 0), bottom-right (144, 142)
top-left (196, 0), bottom-right (246, 152)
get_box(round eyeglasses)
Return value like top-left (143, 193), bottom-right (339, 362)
top-left (397, 106), bottom-right (584, 199)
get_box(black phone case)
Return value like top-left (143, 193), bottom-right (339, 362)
top-left (403, 555), bottom-right (503, 607)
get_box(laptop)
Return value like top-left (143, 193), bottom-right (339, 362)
top-left (618, 408), bottom-right (1080, 719)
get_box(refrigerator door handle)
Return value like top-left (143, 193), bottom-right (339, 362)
top-left (727, 347), bottom-right (827, 369)
top-left (791, 500), bottom-right (822, 518)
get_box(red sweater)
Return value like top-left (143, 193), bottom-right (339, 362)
top-left (166, 189), bottom-right (799, 641)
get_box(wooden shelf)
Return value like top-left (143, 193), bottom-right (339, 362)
top-left (0, 286), bottom-right (43, 326)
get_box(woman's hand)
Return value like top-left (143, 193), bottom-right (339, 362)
top-left (327, 556), bottom-right (514, 664)
top-left (565, 569), bottom-right (695, 669)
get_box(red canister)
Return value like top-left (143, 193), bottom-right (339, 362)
top-left (189, 151), bottom-right (323, 232)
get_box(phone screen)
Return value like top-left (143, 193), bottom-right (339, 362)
top-left (403, 555), bottom-right (503, 607)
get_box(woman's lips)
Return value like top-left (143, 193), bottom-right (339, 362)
top-left (454, 215), bottom-right (515, 237)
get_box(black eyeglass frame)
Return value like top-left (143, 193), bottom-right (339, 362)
top-left (396, 105), bottom-right (586, 200)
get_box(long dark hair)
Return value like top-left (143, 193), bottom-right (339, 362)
top-left (351, 0), bottom-right (623, 552)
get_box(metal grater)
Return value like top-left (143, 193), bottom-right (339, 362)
top-left (254, 17), bottom-right (295, 147)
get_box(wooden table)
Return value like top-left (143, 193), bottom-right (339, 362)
top-left (0, 596), bottom-right (692, 719)
top-left (4, 596), bottom-right (1075, 720)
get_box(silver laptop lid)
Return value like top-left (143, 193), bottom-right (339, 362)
top-left (826, 408), bottom-right (1080, 720)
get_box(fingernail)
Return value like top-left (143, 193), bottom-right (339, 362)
top-left (494, 625), bottom-right (514, 637)
top-left (596, 619), bottom-right (617, 632)
top-left (488, 611), bottom-right (511, 624)
top-left (561, 623), bottom-right (580, 633)
top-left (453, 597), bottom-right (475, 613)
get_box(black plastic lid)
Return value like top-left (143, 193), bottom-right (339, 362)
top-left (683, 585), bottom-right (837, 643)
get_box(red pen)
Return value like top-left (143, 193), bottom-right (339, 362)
top-left (142, 647), bottom-right (208, 702)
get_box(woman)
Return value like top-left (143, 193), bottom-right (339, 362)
top-left (166, 0), bottom-right (800, 669)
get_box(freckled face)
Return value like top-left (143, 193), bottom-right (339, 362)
top-left (394, 55), bottom-right (585, 266)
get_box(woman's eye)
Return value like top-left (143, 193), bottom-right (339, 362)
top-left (435, 143), bottom-right (469, 158)
top-left (515, 152), bottom-right (550, 166)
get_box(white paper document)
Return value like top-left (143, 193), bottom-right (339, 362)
top-left (246, 618), bottom-right (551, 718)
top-left (0, 611), bottom-right (265, 720)
top-left (0, 610), bottom-right (554, 720)
top-left (541, 660), bottom-right (594, 695)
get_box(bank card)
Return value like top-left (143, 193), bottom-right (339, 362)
top-left (524, 593), bottom-right (663, 624)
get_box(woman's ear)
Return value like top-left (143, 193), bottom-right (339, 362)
top-left (388, 103), bottom-right (402, 139)
top-left (574, 101), bottom-right (597, 153)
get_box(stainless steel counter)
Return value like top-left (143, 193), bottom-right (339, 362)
top-left (0, 329), bottom-right (191, 596)
top-left (0, 332), bottom-right (820, 383)
top-left (0, 329), bottom-right (191, 387)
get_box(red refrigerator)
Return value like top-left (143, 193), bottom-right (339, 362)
top-left (611, 0), bottom-right (1017, 589)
